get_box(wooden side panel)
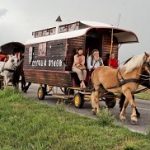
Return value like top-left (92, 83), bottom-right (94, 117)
top-left (24, 40), bottom-right (66, 71)
top-left (23, 39), bottom-right (72, 87)
top-left (102, 34), bottom-right (119, 60)
top-left (65, 36), bottom-right (85, 71)
top-left (24, 69), bottom-right (72, 87)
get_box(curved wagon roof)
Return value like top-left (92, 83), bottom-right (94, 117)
top-left (25, 21), bottom-right (138, 45)
top-left (0, 42), bottom-right (25, 54)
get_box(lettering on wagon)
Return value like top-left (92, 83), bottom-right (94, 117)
top-left (48, 59), bottom-right (63, 67)
top-left (31, 59), bottom-right (63, 67)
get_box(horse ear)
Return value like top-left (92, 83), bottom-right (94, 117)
top-left (145, 52), bottom-right (149, 57)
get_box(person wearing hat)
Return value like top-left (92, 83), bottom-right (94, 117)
top-left (87, 49), bottom-right (104, 71)
top-left (72, 48), bottom-right (87, 88)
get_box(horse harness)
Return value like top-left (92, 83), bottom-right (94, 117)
top-left (2, 68), bottom-right (16, 73)
top-left (107, 69), bottom-right (139, 90)
top-left (1, 59), bottom-right (23, 73)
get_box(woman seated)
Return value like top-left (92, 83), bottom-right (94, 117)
top-left (87, 49), bottom-right (104, 71)
top-left (72, 48), bottom-right (87, 88)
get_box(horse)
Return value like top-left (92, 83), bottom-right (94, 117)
top-left (119, 64), bottom-right (150, 118)
top-left (1, 55), bottom-right (19, 88)
top-left (91, 52), bottom-right (150, 123)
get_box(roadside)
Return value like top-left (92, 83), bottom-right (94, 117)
top-left (0, 88), bottom-right (150, 150)
top-left (135, 90), bottom-right (150, 100)
top-left (25, 84), bottom-right (150, 134)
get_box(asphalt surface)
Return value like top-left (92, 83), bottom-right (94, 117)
top-left (25, 84), bottom-right (150, 134)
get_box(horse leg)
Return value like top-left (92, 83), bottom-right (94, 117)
top-left (91, 90), bottom-right (100, 114)
top-left (132, 94), bottom-right (140, 118)
top-left (123, 89), bottom-right (137, 123)
top-left (91, 91), bottom-right (97, 114)
top-left (120, 94), bottom-right (140, 118)
top-left (3, 76), bottom-right (6, 87)
top-left (120, 98), bottom-right (129, 121)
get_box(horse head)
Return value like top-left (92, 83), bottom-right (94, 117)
top-left (6, 55), bottom-right (19, 70)
top-left (2, 55), bottom-right (19, 87)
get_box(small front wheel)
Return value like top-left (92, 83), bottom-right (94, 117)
top-left (37, 86), bottom-right (45, 100)
top-left (73, 93), bottom-right (84, 108)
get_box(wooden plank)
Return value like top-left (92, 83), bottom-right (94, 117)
top-left (24, 69), bottom-right (73, 87)
top-left (102, 33), bottom-right (119, 60)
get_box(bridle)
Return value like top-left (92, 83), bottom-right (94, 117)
top-left (1, 58), bottom-right (23, 73)
top-left (117, 55), bottom-right (150, 88)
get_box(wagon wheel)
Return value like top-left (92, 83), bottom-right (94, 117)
top-left (37, 86), bottom-right (46, 100)
top-left (102, 92), bottom-right (116, 108)
top-left (73, 93), bottom-right (84, 108)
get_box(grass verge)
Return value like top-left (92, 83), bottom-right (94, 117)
top-left (0, 88), bottom-right (150, 150)
top-left (135, 90), bottom-right (150, 100)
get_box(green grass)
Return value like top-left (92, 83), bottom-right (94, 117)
top-left (0, 88), bottom-right (150, 150)
top-left (135, 91), bottom-right (150, 100)
top-left (97, 108), bottom-right (115, 127)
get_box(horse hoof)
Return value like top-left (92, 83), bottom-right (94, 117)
top-left (92, 109), bottom-right (96, 115)
top-left (120, 115), bottom-right (126, 121)
top-left (131, 117), bottom-right (138, 125)
top-left (130, 120), bottom-right (138, 125)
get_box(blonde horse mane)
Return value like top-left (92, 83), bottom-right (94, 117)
top-left (123, 53), bottom-right (145, 73)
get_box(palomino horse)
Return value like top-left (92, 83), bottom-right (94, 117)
top-left (91, 52), bottom-right (150, 123)
top-left (1, 55), bottom-right (19, 87)
top-left (119, 61), bottom-right (150, 118)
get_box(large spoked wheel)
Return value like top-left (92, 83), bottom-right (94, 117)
top-left (37, 86), bottom-right (45, 100)
top-left (103, 92), bottom-right (116, 108)
top-left (73, 93), bottom-right (84, 108)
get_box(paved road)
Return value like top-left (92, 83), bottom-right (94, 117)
top-left (25, 84), bottom-right (150, 134)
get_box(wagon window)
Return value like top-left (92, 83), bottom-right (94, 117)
top-left (38, 43), bottom-right (47, 57)
top-left (43, 30), bottom-right (49, 36)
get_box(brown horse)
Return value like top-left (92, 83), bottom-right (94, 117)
top-left (91, 52), bottom-right (150, 123)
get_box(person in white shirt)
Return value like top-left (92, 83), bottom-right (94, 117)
top-left (87, 49), bottom-right (104, 71)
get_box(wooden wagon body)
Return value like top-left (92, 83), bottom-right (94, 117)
top-left (24, 21), bottom-right (138, 88)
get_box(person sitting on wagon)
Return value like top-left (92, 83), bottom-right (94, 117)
top-left (87, 49), bottom-right (104, 72)
top-left (109, 53), bottom-right (119, 69)
top-left (72, 48), bottom-right (87, 89)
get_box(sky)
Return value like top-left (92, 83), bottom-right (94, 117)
top-left (0, 0), bottom-right (150, 62)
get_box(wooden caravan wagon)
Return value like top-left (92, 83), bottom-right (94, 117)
top-left (24, 21), bottom-right (138, 107)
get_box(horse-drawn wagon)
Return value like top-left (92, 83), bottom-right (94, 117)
top-left (23, 21), bottom-right (139, 108)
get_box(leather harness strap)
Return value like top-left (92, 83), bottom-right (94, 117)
top-left (2, 68), bottom-right (15, 73)
top-left (107, 68), bottom-right (139, 89)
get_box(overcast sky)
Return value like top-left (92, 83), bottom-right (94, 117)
top-left (0, 0), bottom-right (149, 61)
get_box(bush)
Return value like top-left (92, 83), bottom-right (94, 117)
top-left (96, 108), bottom-right (115, 127)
